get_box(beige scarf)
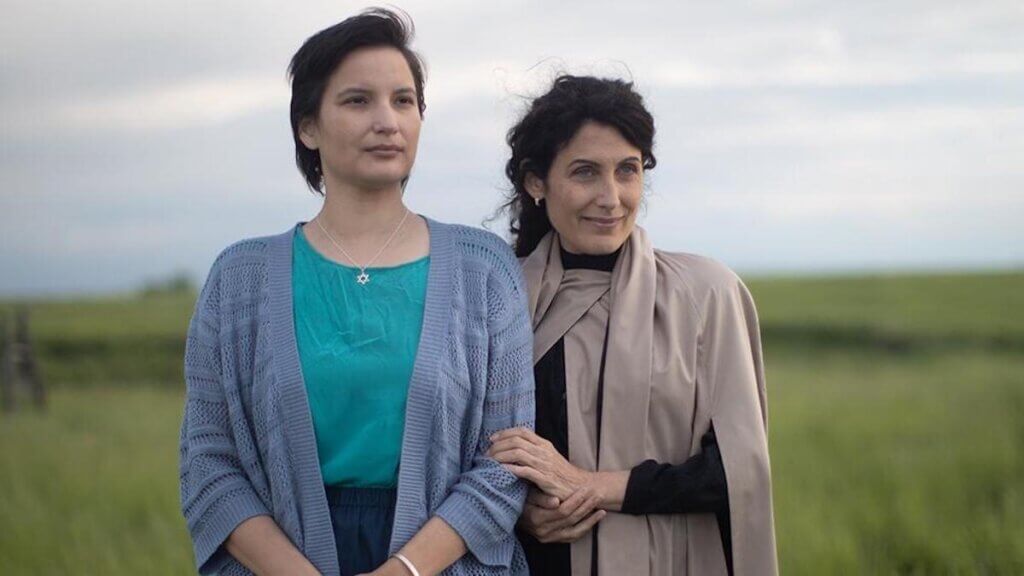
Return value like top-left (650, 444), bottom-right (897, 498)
top-left (521, 227), bottom-right (778, 576)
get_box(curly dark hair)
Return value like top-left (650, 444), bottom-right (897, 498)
top-left (288, 8), bottom-right (426, 194)
top-left (501, 75), bottom-right (657, 256)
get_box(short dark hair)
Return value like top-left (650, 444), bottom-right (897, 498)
top-left (288, 8), bottom-right (427, 194)
top-left (502, 75), bottom-right (657, 256)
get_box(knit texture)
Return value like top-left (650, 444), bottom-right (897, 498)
top-left (179, 219), bottom-right (535, 575)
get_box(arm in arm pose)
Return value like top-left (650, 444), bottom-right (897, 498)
top-left (366, 248), bottom-right (537, 576)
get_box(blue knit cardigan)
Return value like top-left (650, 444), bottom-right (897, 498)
top-left (179, 219), bottom-right (535, 575)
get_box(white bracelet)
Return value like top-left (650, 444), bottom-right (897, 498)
top-left (392, 552), bottom-right (421, 576)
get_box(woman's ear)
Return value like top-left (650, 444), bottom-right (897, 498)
top-left (524, 171), bottom-right (546, 204)
top-left (298, 117), bottom-right (319, 150)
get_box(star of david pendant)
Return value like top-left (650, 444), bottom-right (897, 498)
top-left (356, 272), bottom-right (370, 285)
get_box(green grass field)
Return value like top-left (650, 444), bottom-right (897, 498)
top-left (1, 272), bottom-right (1022, 574)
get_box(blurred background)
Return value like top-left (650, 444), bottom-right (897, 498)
top-left (1, 1), bottom-right (1022, 573)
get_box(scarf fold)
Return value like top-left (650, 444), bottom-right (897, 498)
top-left (521, 227), bottom-right (778, 576)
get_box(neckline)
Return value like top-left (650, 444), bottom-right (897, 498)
top-left (560, 245), bottom-right (621, 272)
top-left (296, 223), bottom-right (430, 272)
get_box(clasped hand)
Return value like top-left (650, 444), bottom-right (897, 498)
top-left (518, 487), bottom-right (606, 544)
top-left (488, 428), bottom-right (606, 543)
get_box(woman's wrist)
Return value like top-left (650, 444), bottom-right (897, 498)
top-left (590, 470), bottom-right (629, 512)
top-left (564, 466), bottom-right (594, 499)
top-left (374, 556), bottom-right (412, 576)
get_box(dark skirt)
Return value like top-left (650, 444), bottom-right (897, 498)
top-left (326, 485), bottom-right (398, 576)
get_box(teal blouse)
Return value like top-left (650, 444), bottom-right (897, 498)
top-left (292, 227), bottom-right (429, 487)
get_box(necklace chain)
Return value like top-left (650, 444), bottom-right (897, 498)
top-left (314, 209), bottom-right (411, 285)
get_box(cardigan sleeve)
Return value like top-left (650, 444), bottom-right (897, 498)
top-left (178, 261), bottom-right (270, 575)
top-left (434, 248), bottom-right (536, 568)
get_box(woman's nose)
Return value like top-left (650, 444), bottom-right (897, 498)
top-left (371, 104), bottom-right (399, 134)
top-left (594, 177), bottom-right (623, 209)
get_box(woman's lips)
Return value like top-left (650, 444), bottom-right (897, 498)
top-left (583, 216), bottom-right (623, 229)
top-left (366, 145), bottom-right (404, 157)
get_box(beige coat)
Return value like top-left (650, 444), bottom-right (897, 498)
top-left (521, 227), bottom-right (778, 576)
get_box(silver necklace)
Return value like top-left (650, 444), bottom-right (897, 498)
top-left (314, 209), bottom-right (411, 285)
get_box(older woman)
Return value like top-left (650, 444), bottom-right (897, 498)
top-left (178, 9), bottom-right (533, 576)
top-left (488, 75), bottom-right (777, 576)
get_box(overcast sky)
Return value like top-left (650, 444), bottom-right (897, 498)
top-left (1, 0), bottom-right (1022, 296)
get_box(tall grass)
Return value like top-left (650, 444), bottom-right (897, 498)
top-left (1, 272), bottom-right (1022, 574)
top-left (770, 350), bottom-right (1024, 574)
top-left (0, 387), bottom-right (194, 575)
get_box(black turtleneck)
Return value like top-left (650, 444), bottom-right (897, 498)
top-left (559, 246), bottom-right (621, 272)
top-left (518, 246), bottom-right (733, 576)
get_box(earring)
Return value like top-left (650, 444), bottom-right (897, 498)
top-left (534, 197), bottom-right (542, 207)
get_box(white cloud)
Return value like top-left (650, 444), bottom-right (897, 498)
top-left (2, 0), bottom-right (1023, 295)
top-left (55, 75), bottom-right (288, 132)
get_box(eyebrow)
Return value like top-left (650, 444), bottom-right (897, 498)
top-left (335, 86), bottom-right (416, 98)
top-left (567, 156), bottom-right (642, 167)
top-left (336, 87), bottom-right (370, 97)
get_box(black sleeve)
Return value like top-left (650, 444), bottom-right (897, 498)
top-left (621, 427), bottom-right (733, 575)
top-left (620, 427), bottom-right (729, 515)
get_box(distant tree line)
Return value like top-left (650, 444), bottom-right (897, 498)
top-left (140, 271), bottom-right (196, 297)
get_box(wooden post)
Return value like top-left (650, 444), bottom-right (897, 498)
top-left (1, 312), bottom-right (12, 413)
top-left (0, 307), bottom-right (46, 413)
top-left (15, 307), bottom-right (45, 410)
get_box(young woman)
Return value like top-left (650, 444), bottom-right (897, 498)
top-left (489, 75), bottom-right (778, 575)
top-left (178, 10), bottom-right (534, 576)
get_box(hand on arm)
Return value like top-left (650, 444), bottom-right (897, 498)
top-left (487, 428), bottom-right (629, 511)
top-left (517, 487), bottom-right (607, 544)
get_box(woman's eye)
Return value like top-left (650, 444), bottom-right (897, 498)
top-left (573, 166), bottom-right (596, 177)
top-left (343, 96), bottom-right (368, 105)
top-left (619, 164), bottom-right (639, 175)
top-left (396, 95), bottom-right (416, 106)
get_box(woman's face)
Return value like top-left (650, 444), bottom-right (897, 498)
top-left (526, 121), bottom-right (644, 255)
top-left (299, 46), bottom-right (422, 193)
